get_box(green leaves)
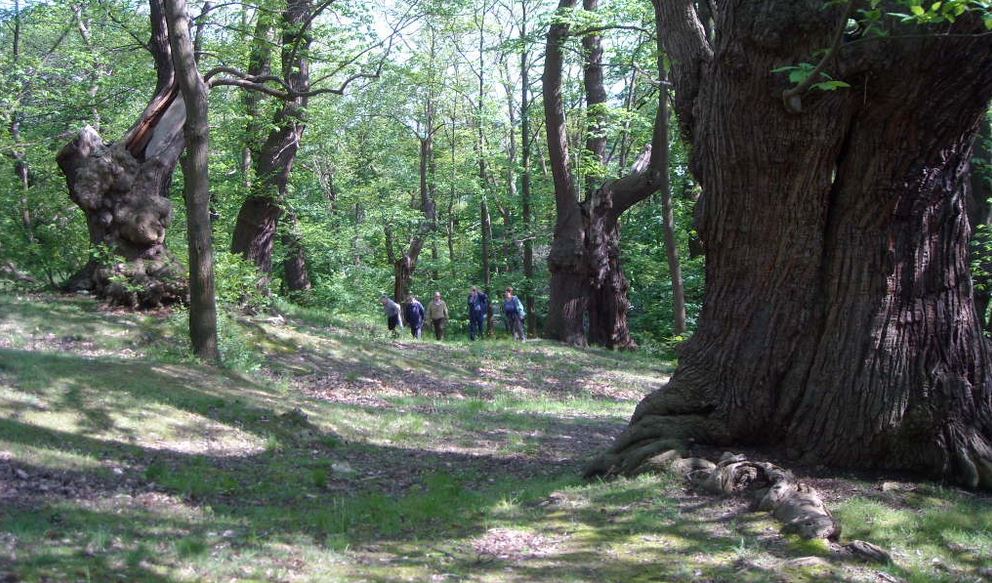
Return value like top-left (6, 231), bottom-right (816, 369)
top-left (888, 0), bottom-right (980, 24)
top-left (771, 63), bottom-right (851, 92)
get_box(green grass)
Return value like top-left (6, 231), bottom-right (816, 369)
top-left (1, 293), bottom-right (990, 582)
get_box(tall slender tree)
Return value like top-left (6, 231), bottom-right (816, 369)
top-left (656, 77), bottom-right (686, 336)
top-left (519, 0), bottom-right (537, 335)
top-left (165, 0), bottom-right (219, 361)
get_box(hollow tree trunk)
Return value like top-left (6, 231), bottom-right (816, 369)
top-left (589, 0), bottom-right (992, 490)
top-left (57, 0), bottom-right (187, 308)
top-left (231, 0), bottom-right (311, 289)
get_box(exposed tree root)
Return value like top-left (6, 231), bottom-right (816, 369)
top-left (587, 447), bottom-right (892, 564)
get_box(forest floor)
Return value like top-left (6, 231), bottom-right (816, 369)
top-left (1, 293), bottom-right (990, 583)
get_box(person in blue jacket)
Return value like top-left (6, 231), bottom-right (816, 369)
top-left (502, 287), bottom-right (527, 341)
top-left (467, 286), bottom-right (488, 340)
top-left (404, 294), bottom-right (425, 339)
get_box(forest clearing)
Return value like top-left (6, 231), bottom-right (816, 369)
top-left (4, 0), bottom-right (992, 580)
top-left (1, 294), bottom-right (990, 582)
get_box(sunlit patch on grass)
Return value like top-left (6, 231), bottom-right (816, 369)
top-left (3, 294), bottom-right (990, 583)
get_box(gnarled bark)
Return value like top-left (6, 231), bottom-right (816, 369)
top-left (57, 0), bottom-right (186, 308)
top-left (587, 0), bottom-right (992, 489)
top-left (543, 0), bottom-right (669, 348)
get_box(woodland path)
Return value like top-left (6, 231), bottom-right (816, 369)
top-left (0, 294), bottom-right (989, 582)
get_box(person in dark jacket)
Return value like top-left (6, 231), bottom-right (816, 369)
top-left (502, 287), bottom-right (526, 341)
top-left (404, 294), bottom-right (425, 339)
top-left (467, 286), bottom-right (488, 340)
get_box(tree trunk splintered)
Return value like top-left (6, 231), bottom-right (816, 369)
top-left (56, 0), bottom-right (187, 308)
top-left (588, 0), bottom-right (992, 489)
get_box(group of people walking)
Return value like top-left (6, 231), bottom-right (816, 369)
top-left (379, 286), bottom-right (527, 342)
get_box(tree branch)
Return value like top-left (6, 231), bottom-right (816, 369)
top-left (570, 24), bottom-right (652, 37)
top-left (781, 1), bottom-right (852, 113)
top-left (652, 0), bottom-right (712, 140)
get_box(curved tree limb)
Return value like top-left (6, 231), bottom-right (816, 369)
top-left (652, 0), bottom-right (712, 140)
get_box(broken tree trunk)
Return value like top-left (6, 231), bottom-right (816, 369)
top-left (57, 0), bottom-right (186, 308)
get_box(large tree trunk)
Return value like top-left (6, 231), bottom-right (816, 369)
top-left (231, 0), bottom-right (311, 288)
top-left (543, 0), bottom-right (664, 349)
top-left (166, 0), bottom-right (219, 362)
top-left (57, 0), bottom-right (187, 308)
top-left (589, 0), bottom-right (992, 490)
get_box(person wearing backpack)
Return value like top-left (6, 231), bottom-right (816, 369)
top-left (502, 287), bottom-right (527, 341)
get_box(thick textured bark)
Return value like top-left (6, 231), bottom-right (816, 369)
top-left (231, 0), bottom-right (311, 287)
top-left (543, 0), bottom-right (588, 345)
top-left (57, 0), bottom-right (186, 308)
top-left (543, 0), bottom-right (666, 348)
top-left (166, 0), bottom-right (219, 361)
top-left (589, 1), bottom-right (992, 490)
